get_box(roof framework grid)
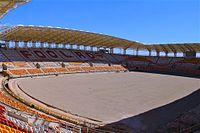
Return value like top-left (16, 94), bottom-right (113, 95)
top-left (0, 25), bottom-right (143, 49)
top-left (0, 25), bottom-right (199, 53)
top-left (0, 0), bottom-right (31, 19)
top-left (143, 43), bottom-right (200, 53)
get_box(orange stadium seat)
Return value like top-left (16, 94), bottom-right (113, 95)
top-left (68, 62), bottom-right (83, 66)
top-left (112, 65), bottom-right (126, 71)
top-left (8, 69), bottom-right (29, 76)
top-left (81, 66), bottom-right (96, 72)
top-left (26, 68), bottom-right (43, 74)
top-left (103, 66), bottom-right (114, 71)
top-left (12, 62), bottom-right (31, 68)
top-left (0, 104), bottom-right (30, 133)
top-left (54, 68), bottom-right (68, 73)
top-left (67, 66), bottom-right (83, 72)
top-left (0, 91), bottom-right (60, 123)
top-left (178, 58), bottom-right (200, 64)
top-left (41, 68), bottom-right (56, 73)
top-left (94, 66), bottom-right (106, 71)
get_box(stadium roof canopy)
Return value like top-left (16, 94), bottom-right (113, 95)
top-left (0, 25), bottom-right (143, 49)
top-left (0, 25), bottom-right (199, 53)
top-left (139, 43), bottom-right (200, 53)
top-left (0, 0), bottom-right (31, 19)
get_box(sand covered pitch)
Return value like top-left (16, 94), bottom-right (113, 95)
top-left (17, 72), bottom-right (200, 123)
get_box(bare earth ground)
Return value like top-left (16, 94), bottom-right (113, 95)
top-left (16, 72), bottom-right (200, 126)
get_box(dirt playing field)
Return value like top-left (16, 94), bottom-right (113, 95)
top-left (16, 72), bottom-right (200, 125)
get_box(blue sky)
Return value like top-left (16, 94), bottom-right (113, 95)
top-left (1, 0), bottom-right (200, 44)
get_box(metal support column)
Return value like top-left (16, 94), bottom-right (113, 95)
top-left (15, 41), bottom-right (19, 48)
top-left (110, 48), bottom-right (113, 54)
top-left (84, 45), bottom-right (87, 51)
top-left (156, 51), bottom-right (160, 56)
top-left (149, 50), bottom-right (151, 56)
top-left (136, 48), bottom-right (139, 56)
top-left (123, 49), bottom-right (127, 55)
top-left (90, 46), bottom-right (93, 51)
top-left (70, 44), bottom-right (73, 49)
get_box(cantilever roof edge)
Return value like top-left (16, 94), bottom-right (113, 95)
top-left (141, 43), bottom-right (200, 53)
top-left (0, 25), bottom-right (143, 49)
top-left (0, 0), bottom-right (31, 19)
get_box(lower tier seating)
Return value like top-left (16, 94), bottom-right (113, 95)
top-left (81, 66), bottom-right (96, 72)
top-left (41, 68), bottom-right (56, 73)
top-left (8, 69), bottom-right (29, 76)
top-left (0, 104), bottom-right (31, 133)
top-left (66, 66), bottom-right (83, 72)
top-left (54, 68), bottom-right (68, 73)
top-left (0, 92), bottom-right (60, 123)
top-left (26, 68), bottom-right (44, 75)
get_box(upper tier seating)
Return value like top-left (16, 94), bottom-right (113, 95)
top-left (175, 58), bottom-right (200, 64)
top-left (0, 52), bottom-right (9, 62)
top-left (0, 49), bottom-right (25, 62)
top-left (112, 54), bottom-right (129, 62)
top-left (156, 57), bottom-right (172, 65)
top-left (41, 49), bottom-right (65, 61)
top-left (100, 53), bottom-right (118, 63)
top-left (17, 49), bottom-right (38, 62)
top-left (55, 49), bottom-right (80, 61)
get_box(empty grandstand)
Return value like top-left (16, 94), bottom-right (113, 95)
top-left (0, 0), bottom-right (200, 133)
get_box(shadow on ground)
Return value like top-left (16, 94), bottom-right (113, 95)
top-left (99, 88), bottom-right (200, 133)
